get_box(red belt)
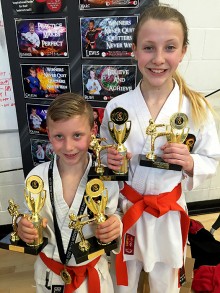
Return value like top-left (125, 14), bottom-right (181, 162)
top-left (40, 252), bottom-right (101, 293)
top-left (116, 183), bottom-right (190, 286)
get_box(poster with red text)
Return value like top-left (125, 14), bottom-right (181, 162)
top-left (12, 0), bottom-right (67, 14)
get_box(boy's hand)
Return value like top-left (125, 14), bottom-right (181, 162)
top-left (17, 216), bottom-right (47, 244)
top-left (107, 147), bottom-right (132, 172)
top-left (161, 142), bottom-right (194, 175)
top-left (95, 215), bottom-right (120, 243)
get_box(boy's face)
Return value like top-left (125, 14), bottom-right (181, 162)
top-left (47, 115), bottom-right (93, 167)
top-left (30, 70), bottom-right (36, 77)
top-left (89, 22), bottom-right (94, 30)
top-left (29, 25), bottom-right (35, 34)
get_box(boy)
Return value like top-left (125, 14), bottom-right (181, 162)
top-left (21, 22), bottom-right (40, 53)
top-left (17, 93), bottom-right (121, 293)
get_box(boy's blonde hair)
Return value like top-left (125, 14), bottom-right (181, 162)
top-left (133, 4), bottom-right (214, 127)
top-left (46, 92), bottom-right (94, 129)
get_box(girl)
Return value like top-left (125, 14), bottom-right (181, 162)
top-left (100, 5), bottom-right (220, 293)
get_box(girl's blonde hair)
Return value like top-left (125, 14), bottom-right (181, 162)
top-left (46, 92), bottom-right (94, 129)
top-left (133, 4), bottom-right (213, 127)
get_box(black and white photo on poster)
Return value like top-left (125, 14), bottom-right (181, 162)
top-left (12, 0), bottom-right (67, 14)
top-left (79, 0), bottom-right (139, 10)
top-left (30, 138), bottom-right (54, 166)
top-left (21, 64), bottom-right (70, 99)
top-left (80, 16), bottom-right (138, 58)
top-left (82, 64), bottom-right (137, 102)
top-left (26, 103), bottom-right (49, 135)
top-left (15, 18), bottom-right (68, 58)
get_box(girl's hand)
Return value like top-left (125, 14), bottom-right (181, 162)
top-left (107, 147), bottom-right (132, 172)
top-left (95, 215), bottom-right (121, 243)
top-left (161, 142), bottom-right (194, 176)
top-left (17, 216), bottom-right (47, 243)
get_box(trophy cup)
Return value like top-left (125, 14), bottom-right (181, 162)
top-left (108, 107), bottom-right (131, 180)
top-left (69, 178), bottom-right (117, 264)
top-left (139, 113), bottom-right (189, 171)
top-left (0, 175), bottom-right (48, 254)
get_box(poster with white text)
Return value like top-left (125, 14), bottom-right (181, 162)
top-left (15, 18), bottom-right (68, 58)
top-left (12, 0), bottom-right (67, 14)
top-left (26, 103), bottom-right (49, 135)
top-left (21, 64), bottom-right (70, 99)
top-left (80, 16), bottom-right (138, 58)
top-left (82, 64), bottom-right (137, 101)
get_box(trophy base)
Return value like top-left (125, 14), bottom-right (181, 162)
top-left (88, 166), bottom-right (128, 181)
top-left (139, 154), bottom-right (182, 171)
top-left (73, 236), bottom-right (117, 264)
top-left (0, 233), bottom-right (48, 255)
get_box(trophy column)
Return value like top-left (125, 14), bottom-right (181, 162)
top-left (139, 113), bottom-right (189, 171)
top-left (68, 178), bottom-right (117, 264)
top-left (108, 107), bottom-right (131, 180)
top-left (0, 175), bottom-right (48, 254)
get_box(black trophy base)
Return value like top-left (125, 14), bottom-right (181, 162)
top-left (139, 154), bottom-right (182, 171)
top-left (73, 236), bottom-right (117, 264)
top-left (88, 166), bottom-right (128, 181)
top-left (0, 233), bottom-right (48, 255)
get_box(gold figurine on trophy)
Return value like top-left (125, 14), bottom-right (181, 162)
top-left (108, 107), bottom-right (131, 177)
top-left (89, 134), bottom-right (114, 175)
top-left (139, 113), bottom-right (189, 171)
top-left (24, 175), bottom-right (46, 247)
top-left (68, 178), bottom-right (117, 264)
top-left (7, 199), bottom-right (23, 242)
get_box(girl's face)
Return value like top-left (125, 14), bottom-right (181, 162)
top-left (47, 115), bottom-right (93, 168)
top-left (132, 19), bottom-right (187, 91)
top-left (90, 71), bottom-right (95, 79)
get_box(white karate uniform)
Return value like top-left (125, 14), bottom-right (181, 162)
top-left (86, 79), bottom-right (102, 95)
top-left (21, 31), bottom-right (40, 47)
top-left (100, 82), bottom-right (220, 293)
top-left (26, 154), bottom-right (121, 293)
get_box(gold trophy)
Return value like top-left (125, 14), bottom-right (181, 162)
top-left (24, 175), bottom-right (46, 247)
top-left (88, 134), bottom-right (114, 179)
top-left (69, 179), bottom-right (117, 264)
top-left (0, 175), bottom-right (48, 254)
top-left (108, 107), bottom-right (131, 180)
top-left (139, 113), bottom-right (189, 171)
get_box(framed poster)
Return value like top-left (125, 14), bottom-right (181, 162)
top-left (30, 138), bottom-right (54, 166)
top-left (79, 0), bottom-right (139, 10)
top-left (82, 64), bottom-right (137, 101)
top-left (26, 103), bottom-right (49, 135)
top-left (12, 0), bottom-right (67, 14)
top-left (15, 18), bottom-right (68, 58)
top-left (80, 16), bottom-right (138, 58)
top-left (21, 64), bottom-right (71, 99)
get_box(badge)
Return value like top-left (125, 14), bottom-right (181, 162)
top-left (60, 268), bottom-right (72, 284)
top-left (124, 233), bottom-right (135, 255)
top-left (52, 285), bottom-right (64, 293)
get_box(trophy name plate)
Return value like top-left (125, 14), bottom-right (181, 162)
top-left (0, 233), bottom-right (48, 255)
